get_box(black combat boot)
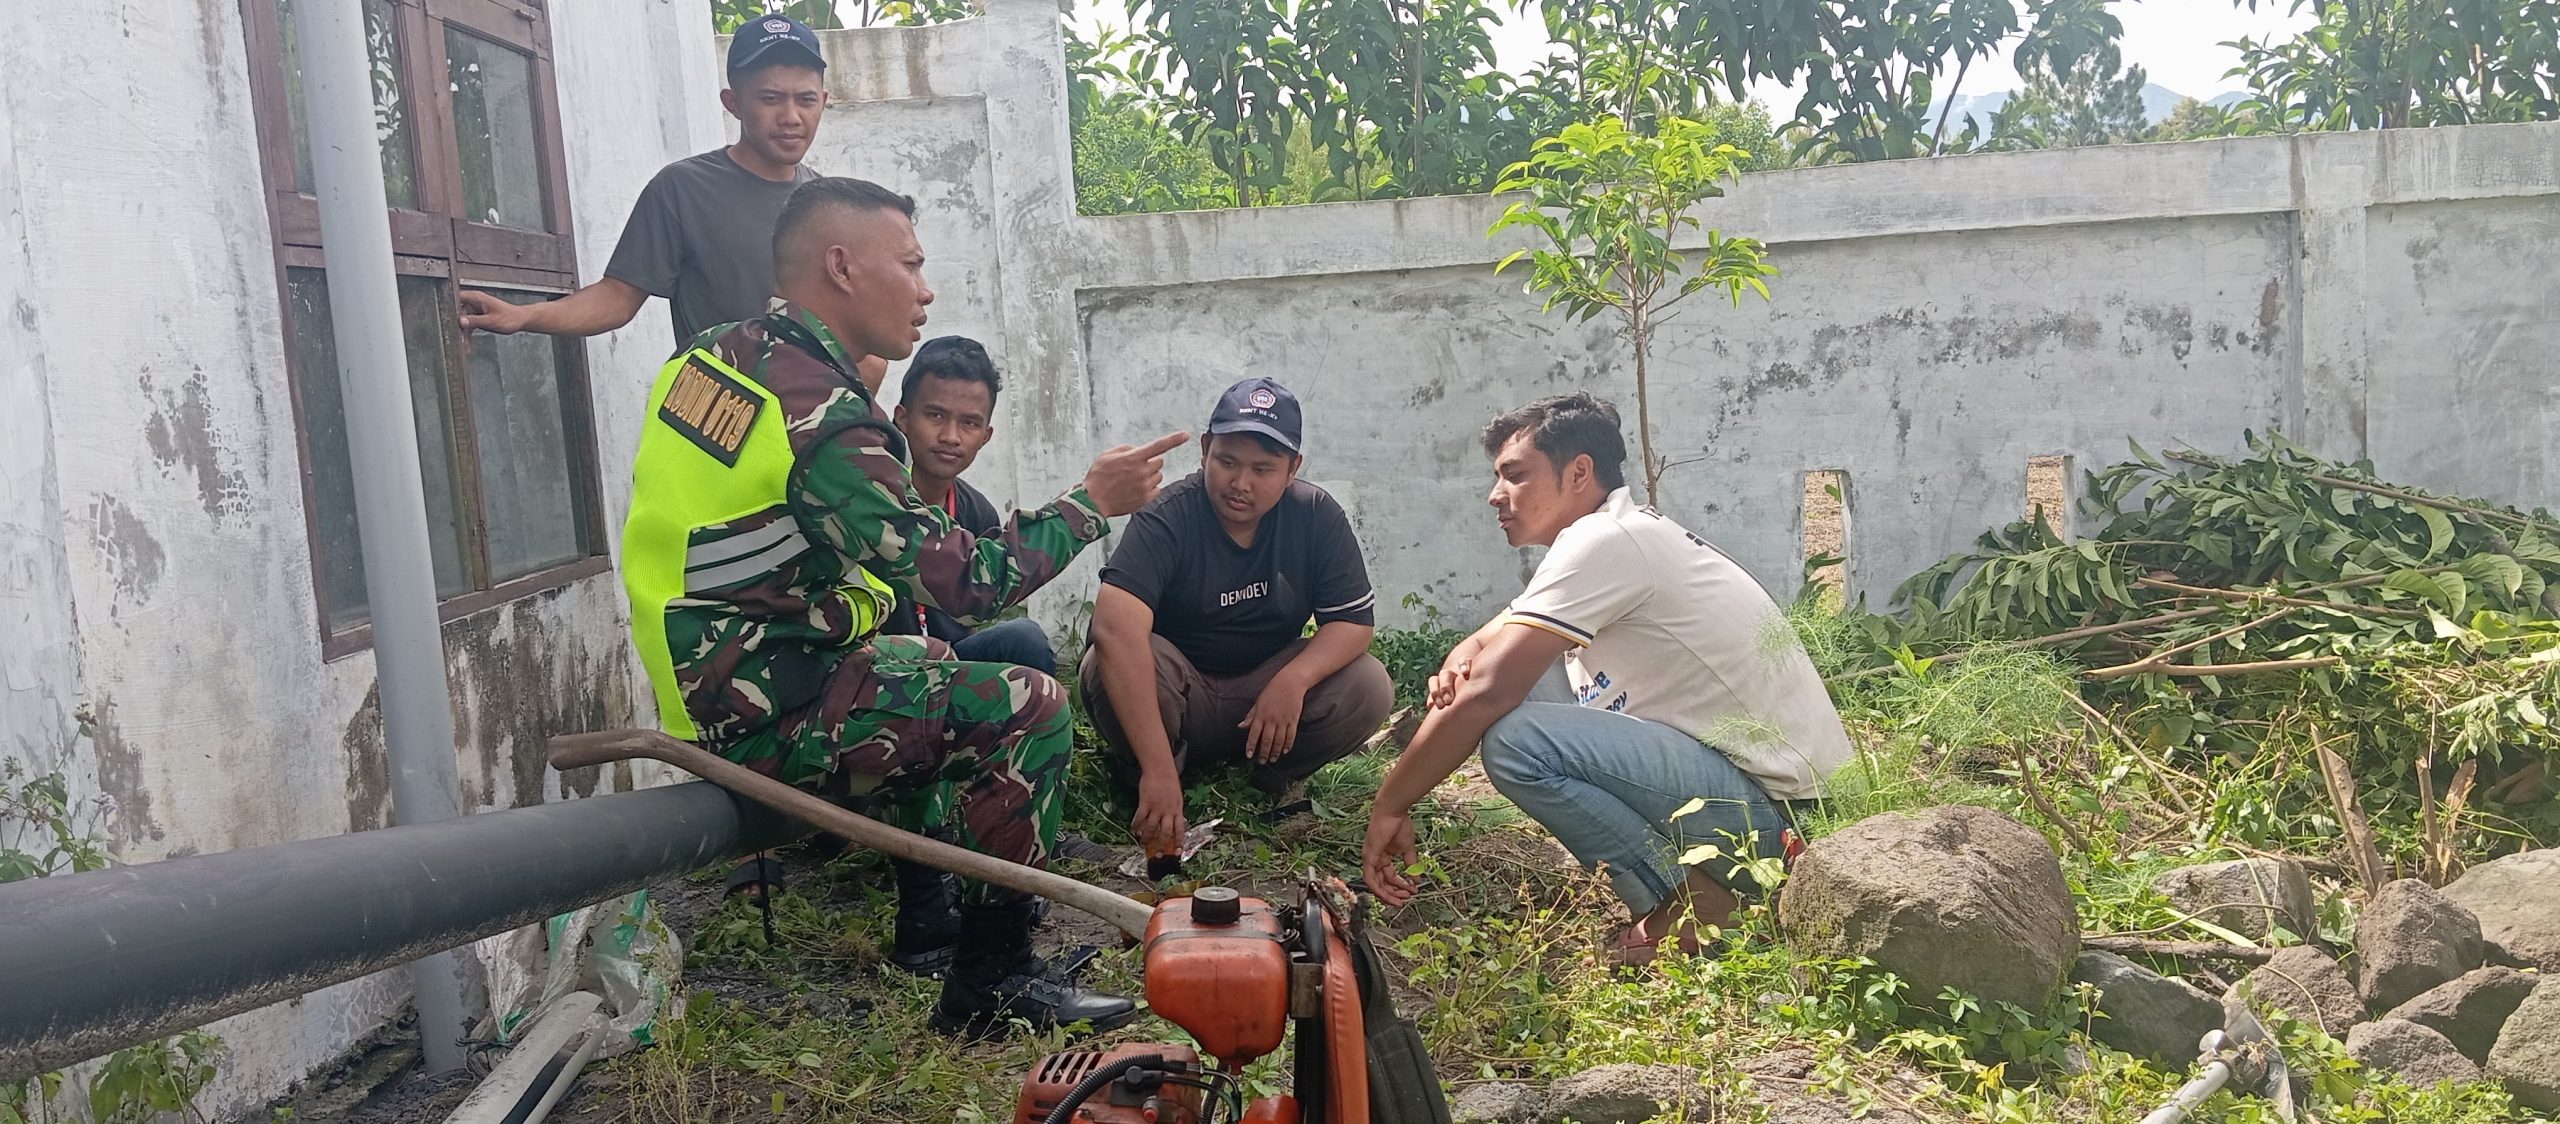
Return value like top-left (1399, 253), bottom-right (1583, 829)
top-left (887, 858), bottom-right (962, 977)
top-left (928, 899), bottom-right (1140, 1039)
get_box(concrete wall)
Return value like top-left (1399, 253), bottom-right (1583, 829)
top-left (2, 0), bottom-right (718, 1114)
top-left (1060, 128), bottom-right (2560, 618)
top-left (795, 8), bottom-right (2558, 628)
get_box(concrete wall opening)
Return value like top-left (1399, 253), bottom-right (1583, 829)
top-left (1802, 469), bottom-right (1849, 594)
top-left (2028, 455), bottom-right (2070, 539)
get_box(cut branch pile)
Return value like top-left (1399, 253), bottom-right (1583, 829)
top-left (1824, 433), bottom-right (2560, 851)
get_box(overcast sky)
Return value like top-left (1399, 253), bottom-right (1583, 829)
top-left (1064, 0), bottom-right (2318, 104)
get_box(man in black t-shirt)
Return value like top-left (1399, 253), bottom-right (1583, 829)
top-left (1080, 378), bottom-right (1394, 848)
top-left (456, 16), bottom-right (842, 347)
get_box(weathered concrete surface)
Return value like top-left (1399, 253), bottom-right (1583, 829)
top-left (1072, 124), bottom-right (2559, 622)
top-left (4, 0), bottom-right (713, 1113)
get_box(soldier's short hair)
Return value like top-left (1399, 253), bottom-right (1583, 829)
top-left (772, 177), bottom-right (917, 268)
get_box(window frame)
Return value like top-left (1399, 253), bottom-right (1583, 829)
top-left (241, 0), bottom-right (609, 661)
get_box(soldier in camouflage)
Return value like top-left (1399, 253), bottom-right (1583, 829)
top-left (622, 177), bottom-right (1186, 1036)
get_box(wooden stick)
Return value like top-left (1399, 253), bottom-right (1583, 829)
top-left (2063, 694), bottom-right (2199, 818)
top-left (2165, 449), bottom-right (2542, 531)
top-left (2086, 606), bottom-right (2301, 681)
top-left (2132, 577), bottom-right (2425, 619)
top-left (548, 729), bottom-right (1157, 939)
top-left (2312, 732), bottom-right (2390, 891)
top-left (2085, 655), bottom-right (2342, 681)
top-left (2081, 934), bottom-right (2275, 965)
top-left (2015, 744), bottom-right (2095, 855)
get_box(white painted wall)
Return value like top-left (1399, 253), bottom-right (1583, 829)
top-left (4, 0), bottom-right (717, 1114)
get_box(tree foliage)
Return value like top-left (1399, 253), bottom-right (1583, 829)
top-left (1987, 44), bottom-right (2152, 148)
top-left (1490, 112), bottom-right (1776, 504)
top-left (2225, 0), bottom-right (2560, 130)
top-left (710, 0), bottom-right (977, 32)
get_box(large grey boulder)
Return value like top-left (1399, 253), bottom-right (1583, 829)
top-left (1778, 806), bottom-right (2079, 1012)
top-left (1452, 1081), bottom-right (1543, 1124)
top-left (2383, 966), bottom-right (2538, 1062)
top-left (1542, 1064), bottom-right (1709, 1124)
top-left (2152, 859), bottom-right (2318, 941)
top-left (2345, 1019), bottom-right (2481, 1088)
top-left (2226, 946), bottom-right (2366, 1038)
top-left (2440, 848), bottom-right (2560, 973)
top-left (2488, 980), bottom-right (2560, 1112)
top-left (2354, 880), bottom-right (2485, 1012)
top-left (2071, 950), bottom-right (2224, 1064)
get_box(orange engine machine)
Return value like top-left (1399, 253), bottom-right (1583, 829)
top-left (1015, 885), bottom-right (1369, 1124)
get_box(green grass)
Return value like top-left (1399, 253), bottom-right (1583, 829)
top-left (601, 608), bottom-right (2549, 1124)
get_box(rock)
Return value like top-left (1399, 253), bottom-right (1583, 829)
top-left (2226, 946), bottom-right (2366, 1038)
top-left (2354, 880), bottom-right (2485, 1011)
top-left (1542, 1064), bottom-right (1710, 1124)
top-left (1763, 1086), bottom-right (1926, 1124)
top-left (1452, 1081), bottom-right (1543, 1124)
top-left (2071, 951), bottom-right (2223, 1064)
top-left (2383, 966), bottom-right (2539, 1062)
top-left (2346, 1019), bottom-right (2482, 1087)
top-left (1778, 806), bottom-right (2079, 1012)
top-left (2152, 859), bottom-right (2318, 941)
top-left (2440, 848), bottom-right (2560, 973)
top-left (2487, 979), bottom-right (2560, 1112)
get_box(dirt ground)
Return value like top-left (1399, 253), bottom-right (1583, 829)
top-left (1801, 455), bottom-right (2067, 588)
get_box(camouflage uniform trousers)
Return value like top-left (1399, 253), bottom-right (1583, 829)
top-left (747, 634), bottom-right (1070, 906)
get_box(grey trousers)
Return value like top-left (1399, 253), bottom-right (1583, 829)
top-left (1078, 634), bottom-right (1395, 794)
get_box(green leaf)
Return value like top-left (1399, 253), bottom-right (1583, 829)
top-left (2419, 505), bottom-right (2455, 559)
top-left (2456, 553), bottom-right (2526, 599)
top-left (2385, 568), bottom-right (2459, 613)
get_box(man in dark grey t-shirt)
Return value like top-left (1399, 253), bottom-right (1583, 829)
top-left (457, 16), bottom-right (832, 345)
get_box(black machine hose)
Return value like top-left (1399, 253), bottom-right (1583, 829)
top-left (1040, 1053), bottom-right (1167, 1124)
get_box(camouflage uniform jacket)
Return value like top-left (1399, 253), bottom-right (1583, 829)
top-left (649, 301), bottom-right (1108, 746)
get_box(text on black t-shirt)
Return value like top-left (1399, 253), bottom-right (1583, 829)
top-left (1098, 474), bottom-right (1375, 676)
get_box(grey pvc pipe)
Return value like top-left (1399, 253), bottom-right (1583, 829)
top-left (288, 0), bottom-right (472, 1071)
top-left (0, 782), bottom-right (801, 1080)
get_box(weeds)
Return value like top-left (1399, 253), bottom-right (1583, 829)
top-left (605, 579), bottom-right (2551, 1123)
top-left (1, 760), bottom-right (225, 1124)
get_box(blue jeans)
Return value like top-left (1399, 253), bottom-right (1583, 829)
top-left (950, 618), bottom-right (1057, 677)
top-left (1480, 697), bottom-right (1790, 915)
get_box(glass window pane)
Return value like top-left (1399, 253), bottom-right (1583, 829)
top-left (445, 30), bottom-right (549, 231)
top-left (462, 291), bottom-right (593, 581)
top-left (284, 269), bottom-right (476, 632)
top-left (396, 277), bottom-right (479, 598)
top-left (279, 0), bottom-right (418, 209)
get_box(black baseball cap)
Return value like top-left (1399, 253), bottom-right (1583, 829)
top-left (727, 13), bottom-right (826, 76)
top-left (1207, 377), bottom-right (1302, 455)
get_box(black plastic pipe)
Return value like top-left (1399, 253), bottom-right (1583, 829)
top-left (0, 781), bottom-right (804, 1079)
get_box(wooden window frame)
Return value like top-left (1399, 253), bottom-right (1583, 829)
top-left (241, 0), bottom-right (608, 661)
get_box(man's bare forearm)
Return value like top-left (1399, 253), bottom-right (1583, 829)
top-left (1274, 620), bottom-right (1373, 692)
top-left (1093, 603), bottom-right (1180, 780)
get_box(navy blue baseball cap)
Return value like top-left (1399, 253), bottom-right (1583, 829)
top-left (1207, 377), bottom-right (1302, 455)
top-left (728, 13), bottom-right (826, 75)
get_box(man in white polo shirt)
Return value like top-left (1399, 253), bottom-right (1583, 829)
top-left (1361, 392), bottom-right (1851, 965)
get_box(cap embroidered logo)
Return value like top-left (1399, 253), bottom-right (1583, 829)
top-left (1249, 388), bottom-right (1277, 409)
top-left (762, 18), bottom-right (790, 32)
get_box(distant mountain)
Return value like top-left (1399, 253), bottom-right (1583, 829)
top-left (1924, 83), bottom-right (2251, 134)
